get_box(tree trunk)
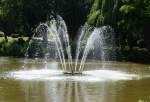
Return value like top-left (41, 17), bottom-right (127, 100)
top-left (4, 34), bottom-right (8, 42)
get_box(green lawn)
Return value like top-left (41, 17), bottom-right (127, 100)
top-left (0, 37), bottom-right (29, 42)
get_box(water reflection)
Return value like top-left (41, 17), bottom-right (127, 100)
top-left (21, 81), bottom-right (122, 102)
top-left (22, 81), bottom-right (84, 102)
top-left (1, 58), bottom-right (150, 102)
top-left (22, 79), bottom-right (144, 102)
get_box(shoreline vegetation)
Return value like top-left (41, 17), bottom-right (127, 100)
top-left (0, 35), bottom-right (29, 57)
top-left (0, 0), bottom-right (150, 64)
top-left (0, 35), bottom-right (149, 64)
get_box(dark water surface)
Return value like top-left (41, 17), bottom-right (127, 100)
top-left (0, 57), bottom-right (150, 102)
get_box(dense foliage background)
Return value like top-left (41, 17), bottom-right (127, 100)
top-left (0, 0), bottom-right (150, 62)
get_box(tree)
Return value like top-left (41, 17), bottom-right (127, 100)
top-left (0, 0), bottom-right (22, 41)
top-left (56, 0), bottom-right (92, 39)
top-left (0, 0), bottom-right (92, 40)
top-left (0, 0), bottom-right (59, 40)
top-left (87, 0), bottom-right (119, 27)
top-left (87, 0), bottom-right (150, 52)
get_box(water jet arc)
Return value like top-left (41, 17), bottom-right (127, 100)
top-left (27, 15), bottom-right (114, 74)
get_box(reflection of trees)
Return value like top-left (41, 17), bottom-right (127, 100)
top-left (22, 81), bottom-right (46, 102)
top-left (1, 75), bottom-right (150, 102)
top-left (21, 81), bottom-right (89, 102)
top-left (20, 80), bottom-right (124, 102)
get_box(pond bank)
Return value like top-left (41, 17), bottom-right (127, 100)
top-left (0, 37), bottom-right (150, 64)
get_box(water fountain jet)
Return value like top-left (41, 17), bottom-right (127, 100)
top-left (26, 15), bottom-right (114, 75)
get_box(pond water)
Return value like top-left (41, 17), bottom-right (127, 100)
top-left (0, 57), bottom-right (150, 102)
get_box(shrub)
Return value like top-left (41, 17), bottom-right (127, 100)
top-left (119, 5), bottom-right (135, 14)
top-left (0, 38), bottom-right (28, 57)
top-left (0, 33), bottom-right (4, 37)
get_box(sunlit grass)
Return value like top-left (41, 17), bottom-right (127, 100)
top-left (0, 37), bottom-right (29, 42)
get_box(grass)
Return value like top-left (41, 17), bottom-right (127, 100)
top-left (0, 37), bottom-right (29, 42)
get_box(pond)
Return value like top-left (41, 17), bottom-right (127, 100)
top-left (0, 57), bottom-right (150, 102)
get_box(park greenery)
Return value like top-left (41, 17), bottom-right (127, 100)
top-left (0, 0), bottom-right (150, 62)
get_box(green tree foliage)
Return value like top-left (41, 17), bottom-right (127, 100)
top-left (87, 0), bottom-right (119, 27)
top-left (57, 0), bottom-right (92, 38)
top-left (88, 0), bottom-right (150, 53)
top-left (0, 0), bottom-right (22, 41)
top-left (0, 0), bottom-right (66, 40)
top-left (116, 0), bottom-right (150, 50)
top-left (0, 0), bottom-right (150, 58)
top-left (0, 0), bottom-right (92, 40)
top-left (88, 10), bottom-right (100, 26)
top-left (119, 5), bottom-right (135, 14)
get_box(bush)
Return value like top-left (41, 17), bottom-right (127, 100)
top-left (0, 31), bottom-right (4, 37)
top-left (127, 48), bottom-right (150, 62)
top-left (119, 5), bottom-right (135, 14)
top-left (0, 33), bottom-right (4, 37)
top-left (0, 38), bottom-right (28, 57)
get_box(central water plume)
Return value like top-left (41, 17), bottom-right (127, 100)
top-left (26, 15), bottom-right (114, 74)
top-left (75, 24), bottom-right (114, 73)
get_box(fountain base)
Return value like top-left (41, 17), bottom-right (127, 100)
top-left (63, 72), bottom-right (82, 75)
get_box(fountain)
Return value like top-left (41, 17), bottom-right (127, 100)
top-left (25, 15), bottom-right (114, 75)
top-left (1, 15), bottom-right (150, 102)
top-left (1, 17), bottom-right (141, 81)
